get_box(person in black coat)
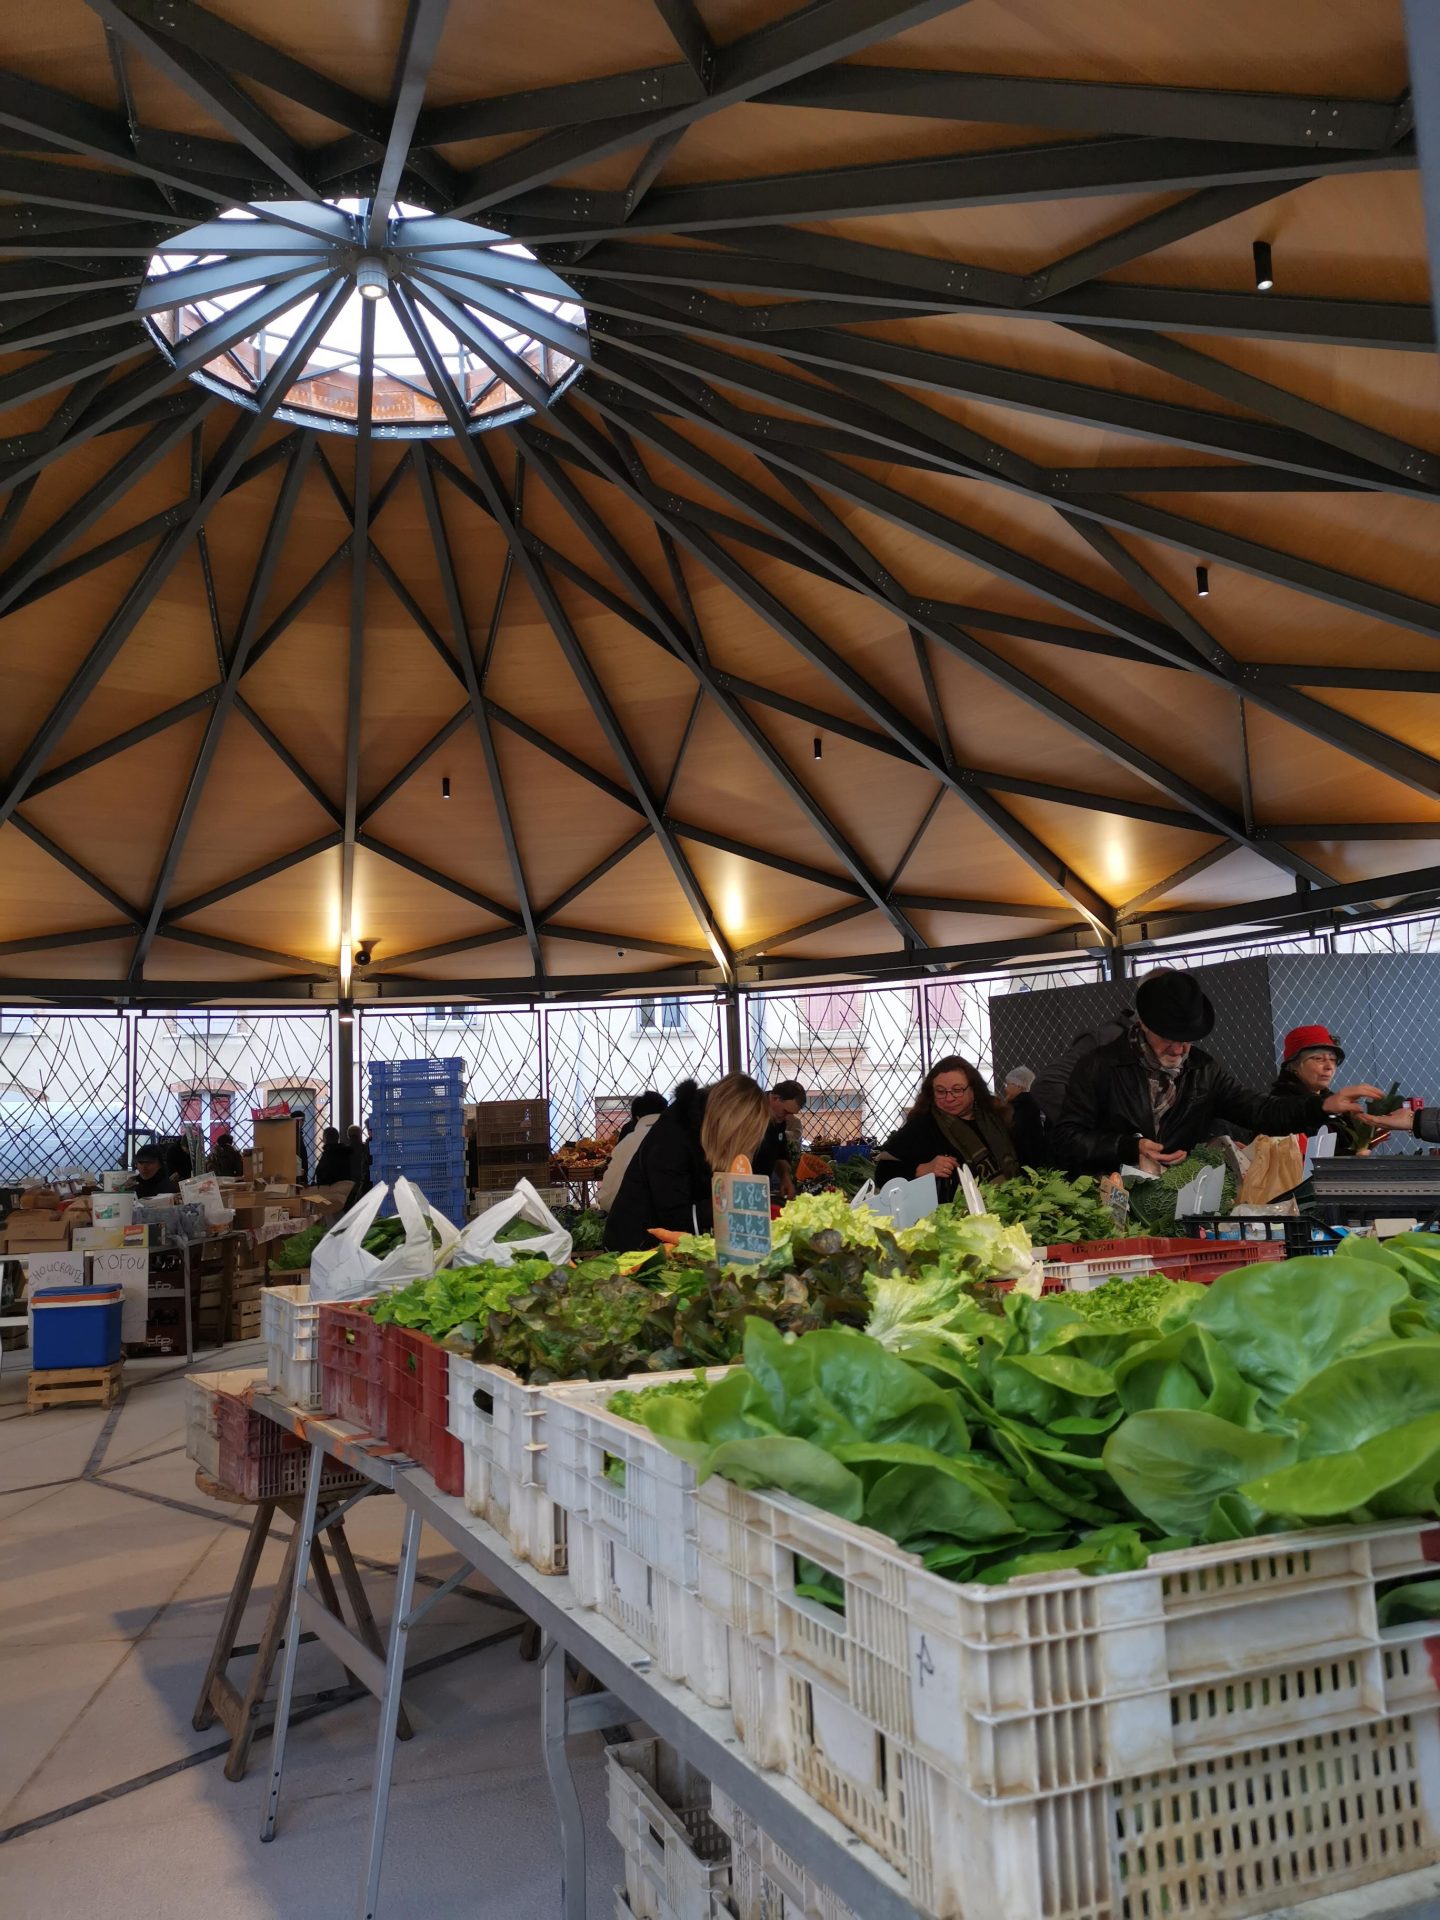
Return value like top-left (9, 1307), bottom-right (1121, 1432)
top-left (604, 1074), bottom-right (770, 1253)
top-left (1049, 969), bottom-right (1382, 1177)
top-left (133, 1145), bottom-right (179, 1199)
top-left (314, 1126), bottom-right (351, 1186)
top-left (877, 1055), bottom-right (1019, 1203)
top-left (1002, 1067), bottom-right (1048, 1168)
top-left (206, 1129), bottom-right (243, 1178)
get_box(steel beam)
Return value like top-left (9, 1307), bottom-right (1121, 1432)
top-left (161, 926), bottom-right (340, 974)
top-left (448, 0), bottom-right (976, 217)
top-left (368, 0), bottom-right (451, 245)
top-left (85, 0), bottom-right (318, 198)
top-left (761, 67), bottom-right (1403, 149)
top-left (358, 708), bottom-right (470, 827)
top-left (9, 813), bottom-right (141, 922)
top-left (1120, 862), bottom-right (1440, 942)
top-left (1116, 844), bottom-right (1239, 918)
top-left (127, 436), bottom-right (319, 977)
top-left (28, 689), bottom-right (220, 797)
top-left (415, 449), bottom-right (539, 969)
top-left (1411, 0), bottom-right (1440, 354)
top-left (340, 299), bottom-right (377, 982)
top-left (357, 833), bottom-right (523, 926)
top-left (390, 285), bottom-right (736, 977)
top-left (161, 832), bottom-right (344, 924)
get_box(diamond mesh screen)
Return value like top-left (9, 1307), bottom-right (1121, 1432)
top-left (132, 1011), bottom-right (333, 1171)
top-left (745, 984), bottom-right (922, 1146)
top-left (545, 997), bottom-right (724, 1147)
top-left (0, 1013), bottom-right (128, 1181)
top-left (359, 1005), bottom-right (543, 1120)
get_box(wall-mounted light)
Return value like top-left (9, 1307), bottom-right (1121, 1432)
top-left (1252, 240), bottom-right (1273, 292)
top-left (813, 735), bottom-right (822, 761)
top-left (441, 775), bottom-right (451, 800)
top-left (356, 256), bottom-right (389, 302)
top-left (1195, 565), bottom-right (1210, 598)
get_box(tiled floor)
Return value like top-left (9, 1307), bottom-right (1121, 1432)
top-left (0, 1343), bottom-right (620, 1918)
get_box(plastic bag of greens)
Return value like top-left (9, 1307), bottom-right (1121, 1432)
top-left (448, 1176), bottom-right (571, 1269)
top-left (310, 1177), bottom-right (459, 1300)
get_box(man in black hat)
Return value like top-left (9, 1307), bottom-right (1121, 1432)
top-left (1049, 968), bottom-right (1383, 1177)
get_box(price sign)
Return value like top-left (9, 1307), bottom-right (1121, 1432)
top-left (25, 1250), bottom-right (84, 1291)
top-left (92, 1247), bottom-right (149, 1340)
top-left (712, 1170), bottom-right (772, 1265)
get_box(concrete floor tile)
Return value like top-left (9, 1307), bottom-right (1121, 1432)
top-left (0, 1639), bottom-right (134, 1818)
top-left (0, 1480), bottom-right (225, 1646)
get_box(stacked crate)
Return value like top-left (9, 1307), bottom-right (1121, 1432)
top-left (473, 1097), bottom-right (550, 1197)
top-left (368, 1056), bottom-right (466, 1222)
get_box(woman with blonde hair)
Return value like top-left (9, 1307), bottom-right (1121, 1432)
top-left (604, 1073), bottom-right (770, 1252)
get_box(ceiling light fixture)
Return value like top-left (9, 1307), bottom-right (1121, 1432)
top-left (356, 256), bottom-right (389, 301)
top-left (441, 775), bottom-right (451, 799)
top-left (813, 735), bottom-right (822, 761)
top-left (1252, 240), bottom-right (1274, 292)
top-left (1196, 565), bottom-right (1210, 597)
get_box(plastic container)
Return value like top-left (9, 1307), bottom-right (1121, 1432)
top-left (261, 1282), bottom-right (323, 1411)
top-left (725, 1623), bottom-right (1440, 1920)
top-left (567, 1509), bottom-right (730, 1704)
top-left (542, 1370), bottom-right (733, 1591)
top-left (607, 1737), bottom-right (730, 1920)
top-left (447, 1354), bottom-right (568, 1572)
top-left (317, 1300), bottom-right (387, 1436)
top-left (710, 1784), bottom-right (856, 1920)
top-left (30, 1284), bottom-right (123, 1368)
top-left (697, 1475), bottom-right (1440, 1805)
top-left (382, 1324), bottom-right (463, 1496)
top-left (184, 1367), bottom-right (366, 1502)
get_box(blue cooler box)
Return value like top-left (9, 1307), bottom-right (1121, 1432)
top-left (31, 1285), bottom-right (124, 1369)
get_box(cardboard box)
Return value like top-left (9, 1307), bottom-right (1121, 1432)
top-left (6, 1215), bottom-right (69, 1245)
top-left (71, 1225), bottom-right (125, 1252)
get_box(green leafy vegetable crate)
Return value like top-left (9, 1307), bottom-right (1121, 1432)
top-left (706, 1486), bottom-right (1440, 1917)
top-left (709, 1782), bottom-right (855, 1920)
top-left (261, 1282), bottom-right (323, 1410)
top-left (447, 1354), bottom-right (569, 1574)
top-left (697, 1473), bottom-right (1440, 1797)
top-left (606, 1738), bottom-right (730, 1920)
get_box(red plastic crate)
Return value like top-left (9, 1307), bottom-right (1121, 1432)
top-left (383, 1324), bottom-right (463, 1496)
top-left (318, 1301), bottom-right (388, 1437)
top-left (212, 1388), bottom-right (366, 1502)
top-left (1045, 1235), bottom-right (1200, 1265)
top-left (1151, 1239), bottom-right (1288, 1284)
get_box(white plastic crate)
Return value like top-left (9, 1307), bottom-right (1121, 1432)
top-left (542, 1369), bottom-right (731, 1591)
top-left (261, 1282), bottom-right (323, 1410)
top-left (710, 1785), bottom-right (856, 1920)
top-left (447, 1355), bottom-right (568, 1573)
top-left (607, 1738), bottom-right (730, 1920)
top-left (727, 1627), bottom-right (1440, 1920)
top-left (697, 1475), bottom-right (1440, 1803)
top-left (568, 1510), bottom-right (730, 1704)
top-left (1041, 1251), bottom-right (1156, 1288)
top-left (184, 1365), bottom-right (267, 1480)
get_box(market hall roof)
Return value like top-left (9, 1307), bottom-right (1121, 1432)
top-left (0, 0), bottom-right (1437, 1004)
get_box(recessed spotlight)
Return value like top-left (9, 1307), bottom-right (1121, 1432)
top-left (1252, 240), bottom-right (1273, 292)
top-left (356, 256), bottom-right (389, 301)
top-left (1195, 565), bottom-right (1210, 598)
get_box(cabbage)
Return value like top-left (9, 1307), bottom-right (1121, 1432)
top-left (897, 1207), bottom-right (1033, 1282)
top-left (774, 1190), bottom-right (885, 1250)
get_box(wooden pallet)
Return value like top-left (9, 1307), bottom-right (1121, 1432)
top-left (27, 1360), bottom-right (123, 1412)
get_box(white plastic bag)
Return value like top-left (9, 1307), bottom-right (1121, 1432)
top-left (309, 1178), bottom-right (460, 1302)
top-left (450, 1177), bottom-right (572, 1268)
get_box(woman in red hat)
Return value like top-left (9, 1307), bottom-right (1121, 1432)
top-left (1271, 1025), bottom-right (1369, 1158)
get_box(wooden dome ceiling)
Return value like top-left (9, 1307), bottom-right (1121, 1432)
top-left (1, 0), bottom-right (1438, 1005)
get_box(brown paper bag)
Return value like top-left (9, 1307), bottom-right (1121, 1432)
top-left (1237, 1135), bottom-right (1304, 1206)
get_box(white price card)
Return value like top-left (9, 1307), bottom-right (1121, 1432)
top-left (91, 1248), bottom-right (150, 1341)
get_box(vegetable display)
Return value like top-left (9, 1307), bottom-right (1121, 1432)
top-left (368, 1263), bottom-right (534, 1341)
top-left (272, 1219), bottom-right (328, 1269)
top-left (980, 1168), bottom-right (1123, 1246)
top-left (1125, 1145), bottom-right (1236, 1233)
top-left (629, 1236), bottom-right (1440, 1587)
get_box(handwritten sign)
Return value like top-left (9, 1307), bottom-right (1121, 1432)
top-left (92, 1248), bottom-right (150, 1341)
top-left (25, 1250), bottom-right (85, 1292)
top-left (713, 1170), bottom-right (772, 1265)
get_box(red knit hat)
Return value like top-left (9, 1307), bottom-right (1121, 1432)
top-left (1282, 1024), bottom-right (1344, 1066)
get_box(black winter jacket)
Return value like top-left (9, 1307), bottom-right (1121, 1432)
top-left (1049, 1033), bottom-right (1327, 1175)
top-left (604, 1088), bottom-right (711, 1252)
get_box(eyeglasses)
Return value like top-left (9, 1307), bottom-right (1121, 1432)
top-left (933, 1081), bottom-right (972, 1100)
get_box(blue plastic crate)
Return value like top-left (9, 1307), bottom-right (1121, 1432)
top-left (368, 1057), bottom-right (465, 1088)
top-left (371, 1109), bottom-right (456, 1144)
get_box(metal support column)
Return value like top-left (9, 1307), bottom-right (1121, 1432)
top-left (359, 1504), bottom-right (425, 1920)
top-left (1108, 947), bottom-right (1128, 982)
top-left (723, 986), bottom-right (743, 1074)
top-left (337, 1001), bottom-right (355, 1133)
top-left (541, 1634), bottom-right (588, 1920)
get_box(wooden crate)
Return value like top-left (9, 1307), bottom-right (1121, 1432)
top-left (227, 1295), bottom-right (263, 1341)
top-left (28, 1361), bottom-right (123, 1412)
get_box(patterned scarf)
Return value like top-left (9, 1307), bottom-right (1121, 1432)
top-left (932, 1104), bottom-right (1018, 1180)
top-left (1132, 1024), bottom-right (1185, 1132)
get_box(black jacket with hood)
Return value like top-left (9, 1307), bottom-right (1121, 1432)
top-left (1050, 1032), bottom-right (1328, 1175)
top-left (603, 1084), bottom-right (711, 1253)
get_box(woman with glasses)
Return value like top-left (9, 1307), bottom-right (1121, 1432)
top-left (875, 1055), bottom-right (1019, 1200)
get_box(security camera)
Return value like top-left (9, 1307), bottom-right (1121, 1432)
top-left (354, 943), bottom-right (374, 968)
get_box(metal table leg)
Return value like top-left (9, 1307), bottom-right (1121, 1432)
top-left (359, 1503), bottom-right (423, 1920)
top-left (260, 1436), bottom-right (325, 1842)
top-left (541, 1634), bottom-right (588, 1920)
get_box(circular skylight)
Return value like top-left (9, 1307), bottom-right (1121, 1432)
top-left (140, 197), bottom-right (587, 438)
